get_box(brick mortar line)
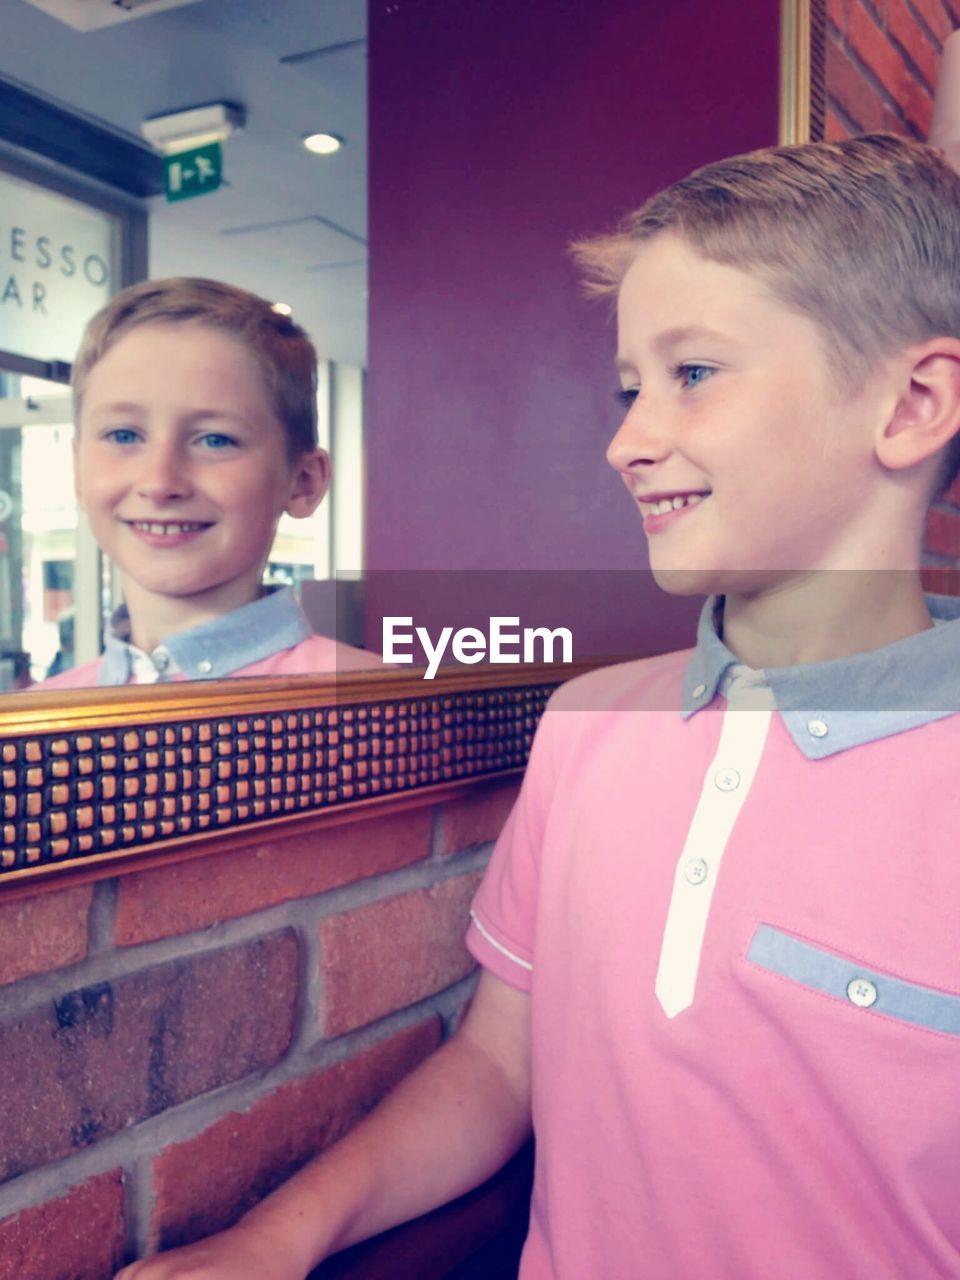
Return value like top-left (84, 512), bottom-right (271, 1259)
top-left (0, 975), bottom-right (478, 1223)
top-left (0, 844), bottom-right (494, 1019)
top-left (87, 877), bottom-right (117, 956)
top-left (844, 1), bottom-right (936, 104)
top-left (292, 903), bottom-right (325, 1052)
top-left (126, 1154), bottom-right (155, 1264)
top-left (885, 21), bottom-right (938, 93)
top-left (826, 86), bottom-right (867, 132)
top-left (441, 969), bottom-right (480, 1038)
top-left (307, 842), bottom-right (493, 919)
top-left (298, 851), bottom-right (491, 1045)
top-left (843, 26), bottom-right (915, 116)
top-left (825, 26), bottom-right (880, 132)
top-left (905, 0), bottom-right (947, 52)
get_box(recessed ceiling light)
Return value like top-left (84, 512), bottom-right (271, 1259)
top-left (271, 302), bottom-right (293, 315)
top-left (303, 132), bottom-right (343, 156)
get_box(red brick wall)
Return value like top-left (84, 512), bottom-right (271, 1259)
top-left (0, 778), bottom-right (520, 1276)
top-left (825, 0), bottom-right (960, 584)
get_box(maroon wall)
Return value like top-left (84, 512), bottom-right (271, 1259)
top-left (366, 0), bottom-right (781, 654)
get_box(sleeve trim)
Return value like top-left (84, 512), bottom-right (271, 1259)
top-left (469, 909), bottom-right (533, 972)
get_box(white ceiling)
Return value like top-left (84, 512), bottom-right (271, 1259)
top-left (1, 0), bottom-right (368, 366)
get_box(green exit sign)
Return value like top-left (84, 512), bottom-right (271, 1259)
top-left (164, 143), bottom-right (223, 202)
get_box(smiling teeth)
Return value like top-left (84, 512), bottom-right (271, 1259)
top-left (132, 522), bottom-right (206, 534)
top-left (639, 494), bottom-right (706, 516)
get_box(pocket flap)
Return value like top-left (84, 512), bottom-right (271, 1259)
top-left (747, 924), bottom-right (960, 1037)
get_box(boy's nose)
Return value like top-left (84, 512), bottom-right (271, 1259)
top-left (606, 403), bottom-right (671, 474)
top-left (135, 446), bottom-right (192, 501)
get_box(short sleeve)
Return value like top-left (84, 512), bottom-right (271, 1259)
top-left (466, 702), bottom-right (560, 991)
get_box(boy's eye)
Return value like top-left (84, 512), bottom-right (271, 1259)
top-left (674, 363), bottom-right (715, 390)
top-left (196, 432), bottom-right (238, 450)
top-left (614, 387), bottom-right (638, 409)
top-left (103, 427), bottom-right (140, 445)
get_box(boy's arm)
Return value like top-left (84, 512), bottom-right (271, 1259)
top-left (114, 969), bottom-right (532, 1280)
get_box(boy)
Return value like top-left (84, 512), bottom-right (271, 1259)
top-left (116, 134), bottom-right (960, 1279)
top-left (41, 277), bottom-right (380, 687)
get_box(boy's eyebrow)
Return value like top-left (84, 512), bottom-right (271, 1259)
top-left (654, 324), bottom-right (737, 352)
top-left (614, 325), bottom-right (738, 373)
top-left (86, 402), bottom-right (251, 426)
top-left (86, 400), bottom-right (146, 416)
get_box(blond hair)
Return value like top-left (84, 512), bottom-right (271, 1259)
top-left (574, 133), bottom-right (960, 486)
top-left (72, 277), bottom-right (319, 459)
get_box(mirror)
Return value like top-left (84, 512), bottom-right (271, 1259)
top-left (0, 0), bottom-right (810, 872)
top-left (0, 0), bottom-right (369, 688)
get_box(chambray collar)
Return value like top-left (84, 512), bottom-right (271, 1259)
top-left (98, 585), bottom-right (311, 686)
top-left (682, 593), bottom-right (960, 758)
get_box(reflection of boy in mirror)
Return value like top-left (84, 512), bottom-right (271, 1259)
top-left (39, 278), bottom-right (381, 687)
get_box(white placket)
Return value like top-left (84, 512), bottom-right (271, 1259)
top-left (655, 669), bottom-right (774, 1018)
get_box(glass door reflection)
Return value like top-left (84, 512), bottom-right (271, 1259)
top-left (0, 373), bottom-right (102, 687)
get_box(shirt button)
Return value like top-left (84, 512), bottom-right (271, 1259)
top-left (684, 858), bottom-right (709, 885)
top-left (196, 658), bottom-right (213, 675)
top-left (807, 719), bottom-right (828, 739)
top-left (153, 649), bottom-right (170, 672)
top-left (846, 977), bottom-right (878, 1009)
top-left (714, 768), bottom-right (741, 792)
top-left (691, 683), bottom-right (707, 700)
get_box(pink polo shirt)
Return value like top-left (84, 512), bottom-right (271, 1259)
top-left (37, 632), bottom-right (382, 689)
top-left (467, 599), bottom-right (960, 1279)
top-left (34, 586), bottom-right (382, 689)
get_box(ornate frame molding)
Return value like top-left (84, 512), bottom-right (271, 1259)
top-left (0, 663), bottom-right (600, 893)
top-left (780, 0), bottom-right (814, 145)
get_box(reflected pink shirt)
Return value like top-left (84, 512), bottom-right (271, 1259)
top-left (36, 586), bottom-right (382, 688)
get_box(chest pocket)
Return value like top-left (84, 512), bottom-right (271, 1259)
top-left (747, 924), bottom-right (960, 1038)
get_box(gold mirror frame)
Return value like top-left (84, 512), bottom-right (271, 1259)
top-left (780, 0), bottom-right (819, 147)
top-left (0, 663), bottom-right (603, 893)
top-left (0, 2), bottom-right (814, 894)
top-left (781, 0), bottom-right (811, 145)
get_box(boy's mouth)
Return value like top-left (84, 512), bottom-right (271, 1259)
top-left (124, 517), bottom-right (213, 542)
top-left (124, 519), bottom-right (213, 537)
top-left (635, 491), bottom-right (709, 518)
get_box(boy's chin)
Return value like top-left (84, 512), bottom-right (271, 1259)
top-left (650, 565), bottom-right (800, 599)
top-left (649, 566), bottom-right (721, 597)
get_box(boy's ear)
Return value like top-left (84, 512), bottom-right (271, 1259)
top-left (285, 447), bottom-right (331, 518)
top-left (875, 338), bottom-right (960, 474)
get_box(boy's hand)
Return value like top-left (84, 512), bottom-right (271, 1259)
top-left (114, 1220), bottom-right (303, 1280)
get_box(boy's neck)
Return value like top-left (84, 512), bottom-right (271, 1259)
top-left (119, 578), bottom-right (268, 654)
top-left (719, 570), bottom-right (934, 670)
